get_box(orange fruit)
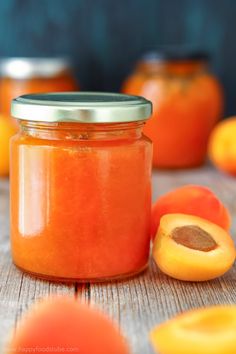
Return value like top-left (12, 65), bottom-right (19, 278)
top-left (151, 185), bottom-right (230, 238)
top-left (208, 117), bottom-right (236, 175)
top-left (0, 117), bottom-right (17, 177)
top-left (7, 297), bottom-right (130, 354)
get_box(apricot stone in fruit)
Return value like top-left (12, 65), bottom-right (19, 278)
top-left (152, 213), bottom-right (235, 281)
top-left (171, 225), bottom-right (217, 252)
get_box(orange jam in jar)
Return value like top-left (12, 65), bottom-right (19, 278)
top-left (122, 49), bottom-right (223, 168)
top-left (10, 92), bottom-right (152, 282)
top-left (0, 57), bottom-right (78, 120)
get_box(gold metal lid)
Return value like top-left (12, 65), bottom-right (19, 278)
top-left (0, 57), bottom-right (72, 79)
top-left (11, 92), bottom-right (152, 123)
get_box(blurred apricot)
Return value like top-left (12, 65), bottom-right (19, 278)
top-left (0, 117), bottom-right (16, 177)
top-left (150, 305), bottom-right (236, 354)
top-left (7, 296), bottom-right (130, 354)
top-left (209, 117), bottom-right (236, 175)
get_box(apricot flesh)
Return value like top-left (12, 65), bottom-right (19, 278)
top-left (152, 214), bottom-right (235, 281)
top-left (208, 117), bottom-right (236, 175)
top-left (151, 184), bottom-right (231, 238)
top-left (7, 297), bottom-right (130, 354)
top-left (150, 306), bottom-right (236, 354)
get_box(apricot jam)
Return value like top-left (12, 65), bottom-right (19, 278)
top-left (0, 58), bottom-right (77, 121)
top-left (122, 48), bottom-right (223, 168)
top-left (10, 92), bottom-right (152, 282)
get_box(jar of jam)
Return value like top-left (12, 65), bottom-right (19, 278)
top-left (10, 92), bottom-right (152, 282)
top-left (122, 49), bottom-right (224, 168)
top-left (0, 57), bottom-right (78, 119)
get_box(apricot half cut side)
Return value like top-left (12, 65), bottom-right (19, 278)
top-left (150, 306), bottom-right (236, 354)
top-left (152, 214), bottom-right (235, 281)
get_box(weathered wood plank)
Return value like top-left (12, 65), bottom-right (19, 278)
top-left (1, 166), bottom-right (236, 354)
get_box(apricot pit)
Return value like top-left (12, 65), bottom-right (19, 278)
top-left (171, 225), bottom-right (217, 252)
top-left (152, 213), bottom-right (235, 281)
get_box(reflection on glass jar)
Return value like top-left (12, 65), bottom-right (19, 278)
top-left (10, 92), bottom-right (152, 282)
top-left (122, 48), bottom-right (224, 168)
top-left (0, 57), bottom-right (78, 121)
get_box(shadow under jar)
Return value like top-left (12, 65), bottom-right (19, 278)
top-left (10, 92), bottom-right (152, 282)
top-left (122, 49), bottom-right (224, 169)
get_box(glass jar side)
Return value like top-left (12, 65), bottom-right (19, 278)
top-left (122, 58), bottom-right (223, 168)
top-left (10, 119), bottom-right (152, 281)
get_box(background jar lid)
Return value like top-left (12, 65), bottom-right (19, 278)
top-left (0, 57), bottom-right (72, 79)
top-left (140, 45), bottom-right (210, 63)
top-left (11, 92), bottom-right (152, 123)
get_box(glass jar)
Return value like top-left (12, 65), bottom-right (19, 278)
top-left (122, 49), bottom-right (224, 168)
top-left (10, 92), bottom-right (152, 282)
top-left (0, 57), bottom-right (78, 121)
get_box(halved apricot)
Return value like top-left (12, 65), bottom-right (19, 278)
top-left (152, 214), bottom-right (235, 281)
top-left (7, 297), bottom-right (130, 354)
top-left (151, 185), bottom-right (231, 238)
top-left (150, 305), bottom-right (236, 354)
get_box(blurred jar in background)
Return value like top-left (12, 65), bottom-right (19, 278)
top-left (0, 57), bottom-right (78, 121)
top-left (122, 49), bottom-right (224, 168)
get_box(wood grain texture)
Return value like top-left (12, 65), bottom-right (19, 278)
top-left (0, 166), bottom-right (236, 354)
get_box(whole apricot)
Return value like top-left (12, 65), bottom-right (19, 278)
top-left (209, 117), bottom-right (236, 175)
top-left (152, 213), bottom-right (235, 281)
top-left (150, 305), bottom-right (236, 354)
top-left (0, 117), bottom-right (17, 177)
top-left (151, 184), bottom-right (230, 238)
top-left (7, 297), bottom-right (130, 354)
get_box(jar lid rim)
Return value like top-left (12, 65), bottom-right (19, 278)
top-left (11, 92), bottom-right (152, 123)
top-left (140, 47), bottom-right (210, 63)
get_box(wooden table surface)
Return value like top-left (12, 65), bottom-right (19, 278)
top-left (1, 166), bottom-right (236, 353)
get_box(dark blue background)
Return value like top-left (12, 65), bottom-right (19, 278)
top-left (0, 0), bottom-right (235, 114)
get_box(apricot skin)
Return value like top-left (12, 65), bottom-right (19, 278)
top-left (151, 185), bottom-right (231, 238)
top-left (6, 297), bottom-right (130, 354)
top-left (209, 117), bottom-right (236, 175)
top-left (150, 306), bottom-right (236, 354)
top-left (152, 214), bottom-right (235, 282)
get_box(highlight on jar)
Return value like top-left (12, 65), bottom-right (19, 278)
top-left (150, 305), bottom-right (236, 354)
top-left (122, 46), bottom-right (224, 169)
top-left (10, 92), bottom-right (153, 282)
top-left (0, 57), bottom-right (78, 124)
